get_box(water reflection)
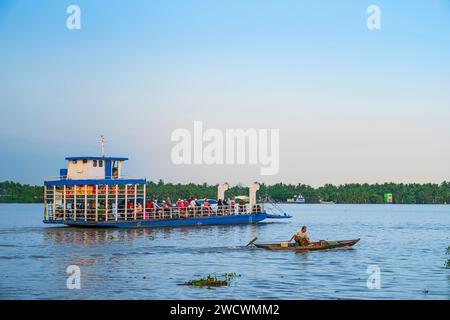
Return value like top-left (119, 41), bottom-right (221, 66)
top-left (42, 222), bottom-right (273, 246)
top-left (43, 227), bottom-right (156, 245)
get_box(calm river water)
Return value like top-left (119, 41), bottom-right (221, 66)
top-left (0, 203), bottom-right (449, 300)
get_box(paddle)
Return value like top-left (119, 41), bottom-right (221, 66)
top-left (246, 237), bottom-right (258, 246)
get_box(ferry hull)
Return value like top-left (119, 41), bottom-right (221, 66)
top-left (44, 213), bottom-right (268, 228)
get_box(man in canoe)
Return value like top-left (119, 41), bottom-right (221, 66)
top-left (289, 226), bottom-right (311, 246)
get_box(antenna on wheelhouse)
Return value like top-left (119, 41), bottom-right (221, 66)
top-left (99, 135), bottom-right (106, 157)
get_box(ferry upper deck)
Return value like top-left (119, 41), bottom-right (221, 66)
top-left (44, 155), bottom-right (147, 224)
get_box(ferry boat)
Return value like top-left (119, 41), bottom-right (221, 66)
top-left (43, 146), bottom-right (289, 228)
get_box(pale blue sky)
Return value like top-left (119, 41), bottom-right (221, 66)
top-left (1, 0), bottom-right (449, 185)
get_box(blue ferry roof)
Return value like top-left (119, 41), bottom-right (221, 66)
top-left (44, 178), bottom-right (146, 186)
top-left (65, 156), bottom-right (128, 161)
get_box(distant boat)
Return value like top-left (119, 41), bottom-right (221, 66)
top-left (286, 194), bottom-right (305, 204)
top-left (319, 200), bottom-right (336, 204)
top-left (294, 194), bottom-right (305, 204)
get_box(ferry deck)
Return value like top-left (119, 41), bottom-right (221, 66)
top-left (43, 153), bottom-right (274, 228)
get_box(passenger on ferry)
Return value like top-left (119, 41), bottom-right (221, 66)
top-left (238, 200), bottom-right (246, 213)
top-left (228, 199), bottom-right (236, 214)
top-left (150, 200), bottom-right (160, 218)
top-left (144, 201), bottom-right (152, 219)
top-left (126, 200), bottom-right (133, 210)
top-left (176, 198), bottom-right (182, 211)
top-left (217, 199), bottom-right (224, 214)
top-left (203, 198), bottom-right (212, 213)
top-left (223, 198), bottom-right (230, 214)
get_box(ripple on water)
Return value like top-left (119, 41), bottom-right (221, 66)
top-left (0, 255), bottom-right (23, 260)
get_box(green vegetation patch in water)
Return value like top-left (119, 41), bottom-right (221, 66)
top-left (182, 273), bottom-right (241, 288)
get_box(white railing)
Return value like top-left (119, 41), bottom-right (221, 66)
top-left (46, 204), bottom-right (265, 223)
top-left (44, 175), bottom-right (143, 181)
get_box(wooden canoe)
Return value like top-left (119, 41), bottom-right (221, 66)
top-left (253, 238), bottom-right (360, 251)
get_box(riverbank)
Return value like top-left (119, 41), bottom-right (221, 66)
top-left (1, 180), bottom-right (450, 204)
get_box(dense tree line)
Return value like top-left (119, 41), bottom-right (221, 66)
top-left (2, 180), bottom-right (450, 204)
top-left (0, 181), bottom-right (44, 203)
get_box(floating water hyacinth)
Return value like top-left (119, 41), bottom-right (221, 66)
top-left (182, 273), bottom-right (241, 288)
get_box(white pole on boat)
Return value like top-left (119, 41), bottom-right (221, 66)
top-left (44, 186), bottom-right (47, 220)
top-left (143, 183), bottom-right (146, 220)
top-left (84, 185), bottom-right (87, 222)
top-left (124, 185), bottom-right (128, 221)
top-left (63, 185), bottom-right (66, 221)
top-left (99, 135), bottom-right (106, 157)
top-left (134, 185), bottom-right (137, 220)
top-left (217, 183), bottom-right (229, 201)
top-left (105, 185), bottom-right (109, 222)
top-left (115, 185), bottom-right (118, 222)
top-left (53, 185), bottom-right (56, 220)
top-left (95, 185), bottom-right (98, 222)
top-left (248, 182), bottom-right (260, 213)
top-left (73, 185), bottom-right (77, 221)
